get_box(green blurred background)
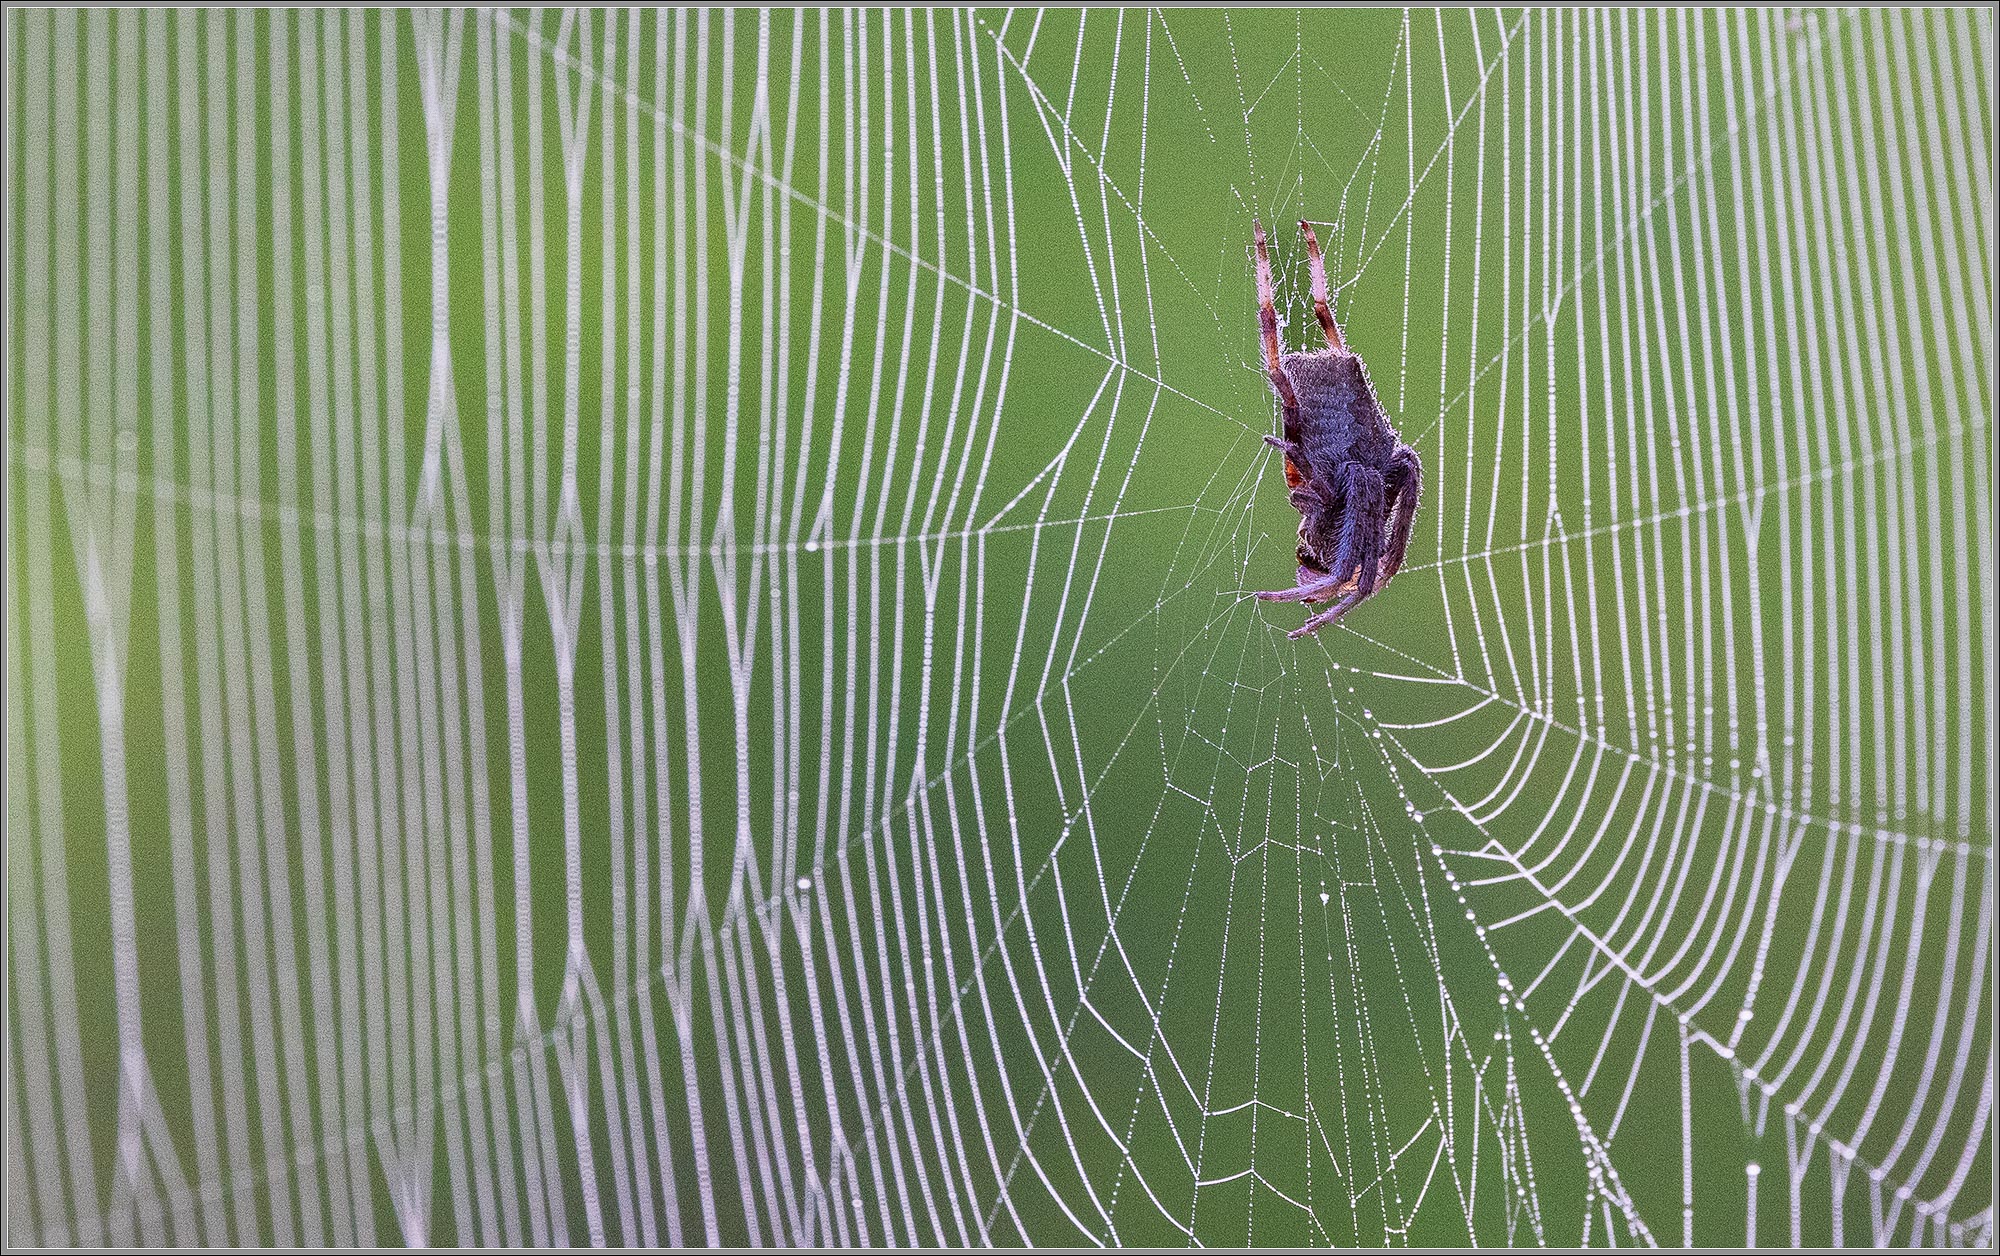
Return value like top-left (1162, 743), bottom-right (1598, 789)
top-left (5, 7), bottom-right (1992, 1247)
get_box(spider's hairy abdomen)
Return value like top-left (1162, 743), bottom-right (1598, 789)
top-left (1280, 348), bottom-right (1395, 479)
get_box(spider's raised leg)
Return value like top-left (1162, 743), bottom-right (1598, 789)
top-left (1299, 220), bottom-right (1347, 352)
top-left (1378, 443), bottom-right (1422, 582)
top-left (1254, 218), bottom-right (1304, 448)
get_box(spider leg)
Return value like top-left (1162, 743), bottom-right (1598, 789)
top-left (1289, 467), bottom-right (1383, 638)
top-left (1288, 467), bottom-right (1348, 598)
top-left (1378, 443), bottom-right (1422, 583)
top-left (1355, 491), bottom-right (1386, 598)
top-left (1255, 570), bottom-right (1348, 603)
top-left (1254, 218), bottom-right (1304, 447)
top-left (1326, 466), bottom-right (1383, 593)
top-left (1263, 434), bottom-right (1301, 455)
top-left (1299, 220), bottom-right (1347, 352)
top-left (1288, 583), bottom-right (1370, 638)
top-left (1289, 513), bottom-right (1383, 637)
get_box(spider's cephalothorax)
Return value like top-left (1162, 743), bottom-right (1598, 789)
top-left (1252, 218), bottom-right (1422, 639)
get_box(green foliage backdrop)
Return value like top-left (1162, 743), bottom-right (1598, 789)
top-left (4, 7), bottom-right (1993, 1247)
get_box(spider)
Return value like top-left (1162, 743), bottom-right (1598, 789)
top-left (1252, 218), bottom-right (1422, 639)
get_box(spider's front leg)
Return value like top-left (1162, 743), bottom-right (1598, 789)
top-left (1299, 220), bottom-right (1347, 352)
top-left (1253, 218), bottom-right (1303, 447)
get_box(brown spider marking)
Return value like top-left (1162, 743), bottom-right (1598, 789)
top-left (1253, 218), bottom-right (1422, 640)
